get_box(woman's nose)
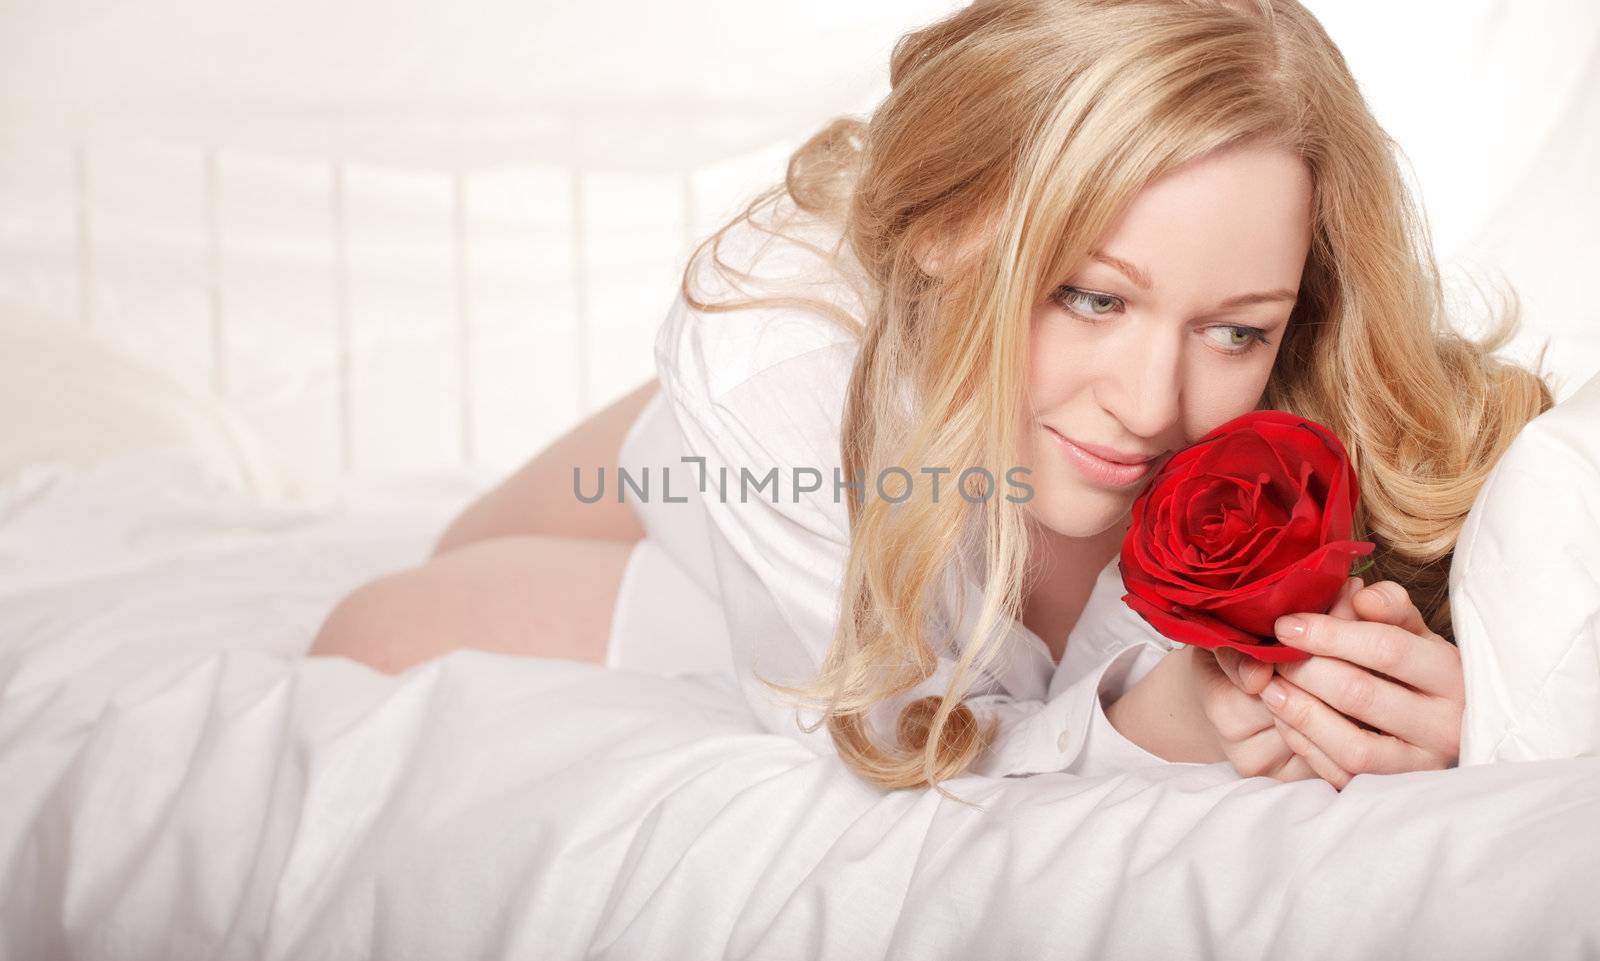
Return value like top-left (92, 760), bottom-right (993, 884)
top-left (1108, 334), bottom-right (1183, 440)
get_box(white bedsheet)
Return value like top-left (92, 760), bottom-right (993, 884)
top-left (3, 450), bottom-right (1600, 961)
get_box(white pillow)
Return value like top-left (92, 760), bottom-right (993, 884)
top-left (0, 322), bottom-right (296, 502)
top-left (1452, 369), bottom-right (1600, 764)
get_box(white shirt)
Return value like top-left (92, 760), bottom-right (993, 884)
top-left (652, 195), bottom-right (1201, 779)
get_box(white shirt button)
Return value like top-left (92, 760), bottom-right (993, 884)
top-left (1057, 728), bottom-right (1071, 752)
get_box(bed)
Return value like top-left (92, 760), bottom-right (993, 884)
top-left (3, 443), bottom-right (1600, 960)
top-left (4, 1), bottom-right (1600, 958)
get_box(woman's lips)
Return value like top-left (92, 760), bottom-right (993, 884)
top-left (1045, 426), bottom-right (1155, 489)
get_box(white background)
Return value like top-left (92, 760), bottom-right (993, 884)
top-left (1, 0), bottom-right (1595, 497)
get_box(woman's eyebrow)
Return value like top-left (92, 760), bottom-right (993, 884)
top-left (1089, 248), bottom-right (1298, 309)
top-left (1213, 288), bottom-right (1299, 309)
top-left (1090, 249), bottom-right (1155, 290)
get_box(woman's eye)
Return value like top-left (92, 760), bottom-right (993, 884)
top-left (1204, 324), bottom-right (1272, 354)
top-left (1051, 285), bottom-right (1122, 318)
top-left (1050, 284), bottom-right (1273, 356)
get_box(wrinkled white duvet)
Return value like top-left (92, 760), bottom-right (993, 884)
top-left (3, 451), bottom-right (1599, 961)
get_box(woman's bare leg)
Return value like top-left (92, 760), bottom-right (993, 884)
top-left (308, 378), bottom-right (662, 671)
top-left (431, 379), bottom-right (660, 557)
top-left (308, 534), bottom-right (634, 673)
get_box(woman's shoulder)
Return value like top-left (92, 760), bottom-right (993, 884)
top-left (656, 194), bottom-right (871, 404)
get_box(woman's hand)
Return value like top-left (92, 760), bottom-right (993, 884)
top-left (1191, 647), bottom-right (1318, 781)
top-left (1255, 578), bottom-right (1466, 790)
top-left (1191, 577), bottom-right (1366, 783)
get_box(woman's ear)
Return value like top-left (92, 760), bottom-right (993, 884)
top-left (910, 223), bottom-right (988, 280)
top-left (911, 230), bottom-right (952, 278)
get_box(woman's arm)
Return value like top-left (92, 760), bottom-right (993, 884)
top-left (431, 379), bottom-right (660, 557)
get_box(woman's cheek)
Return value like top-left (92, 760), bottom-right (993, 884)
top-left (1189, 369), bottom-right (1273, 436)
top-left (1019, 432), bottom-right (1062, 522)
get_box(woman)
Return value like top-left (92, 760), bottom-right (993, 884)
top-left (311, 0), bottom-right (1553, 797)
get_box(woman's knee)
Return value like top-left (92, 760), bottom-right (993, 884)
top-left (307, 572), bottom-right (420, 673)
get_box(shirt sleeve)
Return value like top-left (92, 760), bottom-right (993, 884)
top-left (1065, 642), bottom-right (1187, 775)
top-left (966, 639), bottom-right (1214, 778)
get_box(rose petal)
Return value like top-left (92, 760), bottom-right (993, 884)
top-left (1191, 538), bottom-right (1378, 635)
top-left (1182, 474), bottom-right (1258, 557)
top-left (1318, 442), bottom-right (1361, 541)
top-left (1235, 459), bottom-right (1325, 581)
top-left (1122, 592), bottom-right (1312, 663)
top-left (1192, 431), bottom-right (1295, 494)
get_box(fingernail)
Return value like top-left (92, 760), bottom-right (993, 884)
top-left (1361, 587), bottom-right (1389, 608)
top-left (1263, 680), bottom-right (1288, 708)
top-left (1275, 615), bottom-right (1306, 639)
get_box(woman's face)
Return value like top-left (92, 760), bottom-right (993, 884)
top-left (1020, 141), bottom-right (1314, 541)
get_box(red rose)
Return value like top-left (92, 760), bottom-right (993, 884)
top-left (1119, 410), bottom-right (1376, 663)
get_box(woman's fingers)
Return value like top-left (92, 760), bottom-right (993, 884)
top-left (1237, 651), bottom-right (1273, 695)
top-left (1215, 644), bottom-right (1276, 695)
top-left (1209, 649), bottom-right (1260, 693)
top-left (1225, 723), bottom-right (1299, 777)
top-left (1271, 717), bottom-right (1354, 788)
top-left (1213, 646), bottom-right (1241, 686)
top-left (1244, 576), bottom-right (1458, 787)
top-left (1352, 579), bottom-right (1432, 638)
top-left (1269, 750), bottom-right (1321, 783)
top-left (1200, 652), bottom-right (1313, 783)
top-left (1272, 611), bottom-right (1456, 696)
top-left (1197, 649), bottom-right (1269, 738)
top-left (1206, 642), bottom-right (1395, 790)
top-left (1219, 705), bottom-right (1329, 784)
top-left (1259, 673), bottom-right (1436, 777)
top-left (1327, 575), bottom-right (1364, 621)
top-left (1347, 580), bottom-right (1465, 698)
top-left (1207, 679), bottom-right (1279, 743)
top-left (1272, 651), bottom-right (1455, 750)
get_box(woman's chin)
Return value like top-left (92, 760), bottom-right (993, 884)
top-left (1024, 492), bottom-right (1132, 542)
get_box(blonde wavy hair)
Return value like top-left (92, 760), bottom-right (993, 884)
top-left (678, 0), bottom-right (1555, 799)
